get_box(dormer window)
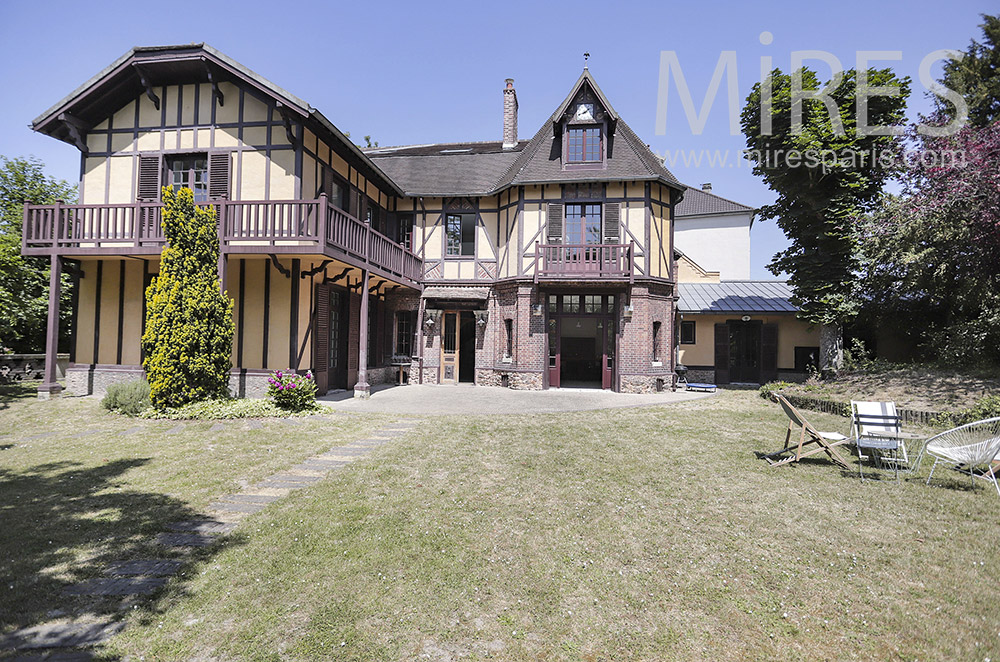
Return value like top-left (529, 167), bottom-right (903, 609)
top-left (567, 127), bottom-right (602, 163)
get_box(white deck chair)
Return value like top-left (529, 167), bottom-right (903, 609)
top-left (924, 417), bottom-right (1000, 496)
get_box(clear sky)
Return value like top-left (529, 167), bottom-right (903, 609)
top-left (0, 0), bottom-right (994, 278)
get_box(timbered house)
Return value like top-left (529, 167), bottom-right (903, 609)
top-left (26, 43), bottom-right (805, 398)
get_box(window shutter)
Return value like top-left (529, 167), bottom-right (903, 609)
top-left (209, 152), bottom-right (231, 200)
top-left (313, 286), bottom-right (330, 394)
top-left (546, 203), bottom-right (563, 244)
top-left (761, 323), bottom-right (778, 383)
top-left (137, 155), bottom-right (161, 201)
top-left (714, 323), bottom-right (730, 384)
top-left (322, 168), bottom-right (334, 199)
top-left (603, 202), bottom-right (621, 243)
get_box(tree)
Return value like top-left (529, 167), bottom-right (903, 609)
top-left (937, 14), bottom-right (1000, 127)
top-left (858, 118), bottom-right (1000, 367)
top-left (0, 156), bottom-right (77, 352)
top-left (741, 67), bottom-right (910, 370)
top-left (142, 187), bottom-right (234, 408)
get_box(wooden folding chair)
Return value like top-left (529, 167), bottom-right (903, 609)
top-left (764, 394), bottom-right (851, 469)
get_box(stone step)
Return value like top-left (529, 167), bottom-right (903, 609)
top-left (267, 473), bottom-right (323, 483)
top-left (165, 520), bottom-right (236, 535)
top-left (0, 619), bottom-right (124, 650)
top-left (156, 532), bottom-right (217, 548)
top-left (63, 576), bottom-right (168, 597)
top-left (253, 481), bottom-right (308, 490)
top-left (218, 493), bottom-right (282, 504)
top-left (207, 501), bottom-right (268, 513)
top-left (105, 559), bottom-right (183, 577)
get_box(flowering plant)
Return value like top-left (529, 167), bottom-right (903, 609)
top-left (266, 369), bottom-right (318, 412)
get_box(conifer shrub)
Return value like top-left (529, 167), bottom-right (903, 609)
top-left (142, 187), bottom-right (234, 409)
top-left (101, 379), bottom-right (151, 416)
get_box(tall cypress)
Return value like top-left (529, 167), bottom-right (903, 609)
top-left (142, 187), bottom-right (234, 409)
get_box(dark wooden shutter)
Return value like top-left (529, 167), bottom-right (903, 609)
top-left (209, 152), bottom-right (231, 200)
top-left (714, 323), bottom-right (730, 384)
top-left (761, 323), bottom-right (778, 383)
top-left (322, 168), bottom-right (334, 199)
top-left (137, 155), bottom-right (161, 201)
top-left (547, 203), bottom-right (563, 243)
top-left (604, 202), bottom-right (620, 243)
top-left (313, 285), bottom-right (330, 394)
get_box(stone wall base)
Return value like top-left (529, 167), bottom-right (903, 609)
top-left (420, 367), bottom-right (439, 385)
top-left (619, 374), bottom-right (671, 394)
top-left (475, 369), bottom-right (543, 390)
top-left (685, 369), bottom-right (716, 385)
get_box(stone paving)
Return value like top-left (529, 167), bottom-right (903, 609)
top-left (1, 416), bottom-right (420, 660)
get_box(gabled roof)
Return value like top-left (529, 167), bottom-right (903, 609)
top-left (32, 43), bottom-right (403, 196)
top-left (365, 141), bottom-right (527, 196)
top-left (677, 281), bottom-right (798, 313)
top-left (367, 69), bottom-right (684, 197)
top-left (675, 187), bottom-right (754, 217)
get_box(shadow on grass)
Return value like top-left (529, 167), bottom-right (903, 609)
top-left (0, 457), bottom-right (245, 644)
top-left (0, 381), bottom-right (38, 412)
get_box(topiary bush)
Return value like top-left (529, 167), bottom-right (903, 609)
top-left (101, 379), bottom-right (151, 416)
top-left (142, 187), bottom-right (234, 409)
top-left (267, 369), bottom-right (318, 412)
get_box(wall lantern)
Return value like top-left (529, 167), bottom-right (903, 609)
top-left (741, 315), bottom-right (751, 322)
top-left (623, 304), bottom-right (634, 319)
top-left (532, 304), bottom-right (544, 317)
top-left (424, 309), bottom-right (440, 328)
top-left (475, 311), bottom-right (489, 327)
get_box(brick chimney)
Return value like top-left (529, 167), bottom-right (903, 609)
top-left (701, 182), bottom-right (712, 192)
top-left (502, 78), bottom-right (518, 150)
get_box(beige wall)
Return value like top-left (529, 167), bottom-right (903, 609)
top-left (677, 313), bottom-right (818, 370)
top-left (676, 254), bottom-right (720, 283)
top-left (79, 81), bottom-right (298, 205)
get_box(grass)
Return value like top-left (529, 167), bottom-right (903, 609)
top-left (0, 390), bottom-right (391, 636)
top-left (3, 389), bottom-right (999, 660)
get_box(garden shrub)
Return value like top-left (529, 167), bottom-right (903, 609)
top-left (934, 395), bottom-right (1000, 428)
top-left (101, 379), bottom-right (151, 416)
top-left (267, 370), bottom-right (318, 412)
top-left (759, 381), bottom-right (791, 401)
top-left (142, 187), bottom-right (234, 409)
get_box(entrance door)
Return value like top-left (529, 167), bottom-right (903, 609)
top-left (602, 319), bottom-right (614, 389)
top-left (313, 284), bottom-right (349, 393)
top-left (440, 311), bottom-right (459, 384)
top-left (458, 311), bottom-right (476, 383)
top-left (729, 321), bottom-right (761, 383)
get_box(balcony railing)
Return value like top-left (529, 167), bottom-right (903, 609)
top-left (22, 195), bottom-right (422, 284)
top-left (535, 241), bottom-right (634, 281)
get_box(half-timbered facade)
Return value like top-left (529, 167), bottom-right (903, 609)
top-left (25, 44), bottom-right (686, 397)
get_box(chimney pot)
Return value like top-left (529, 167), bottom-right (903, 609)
top-left (503, 78), bottom-right (518, 150)
top-left (701, 182), bottom-right (712, 192)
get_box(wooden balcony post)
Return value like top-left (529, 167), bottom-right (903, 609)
top-left (355, 268), bottom-right (371, 399)
top-left (217, 201), bottom-right (228, 294)
top-left (21, 199), bottom-right (30, 254)
top-left (318, 193), bottom-right (327, 245)
top-left (38, 254), bottom-right (63, 399)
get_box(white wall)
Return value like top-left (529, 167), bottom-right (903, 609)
top-left (674, 212), bottom-right (751, 280)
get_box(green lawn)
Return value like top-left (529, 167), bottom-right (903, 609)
top-left (2, 388), bottom-right (999, 661)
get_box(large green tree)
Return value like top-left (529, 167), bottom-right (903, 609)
top-left (741, 67), bottom-right (910, 369)
top-left (937, 14), bottom-right (1000, 127)
top-left (142, 187), bottom-right (234, 409)
top-left (0, 156), bottom-right (77, 352)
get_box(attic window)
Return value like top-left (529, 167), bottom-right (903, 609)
top-left (567, 127), bottom-right (601, 163)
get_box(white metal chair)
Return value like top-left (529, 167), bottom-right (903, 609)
top-left (924, 417), bottom-right (1000, 496)
top-left (851, 400), bottom-right (904, 480)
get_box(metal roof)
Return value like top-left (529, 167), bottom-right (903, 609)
top-left (422, 286), bottom-right (490, 301)
top-left (677, 281), bottom-right (798, 313)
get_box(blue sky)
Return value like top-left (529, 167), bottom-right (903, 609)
top-left (0, 0), bottom-right (994, 277)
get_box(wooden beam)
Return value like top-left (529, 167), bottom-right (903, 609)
top-left (268, 254), bottom-right (291, 278)
top-left (58, 113), bottom-right (89, 155)
top-left (326, 267), bottom-right (351, 284)
top-left (355, 268), bottom-right (370, 398)
top-left (301, 259), bottom-right (333, 279)
top-left (133, 65), bottom-right (160, 111)
top-left (275, 102), bottom-right (297, 147)
top-left (201, 58), bottom-right (224, 107)
top-left (38, 255), bottom-right (63, 398)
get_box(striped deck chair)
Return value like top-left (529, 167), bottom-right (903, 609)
top-left (764, 394), bottom-right (851, 469)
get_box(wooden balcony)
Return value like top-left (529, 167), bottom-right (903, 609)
top-left (534, 242), bottom-right (634, 281)
top-left (21, 195), bottom-right (423, 286)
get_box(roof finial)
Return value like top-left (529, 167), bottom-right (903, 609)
top-left (583, 52), bottom-right (590, 69)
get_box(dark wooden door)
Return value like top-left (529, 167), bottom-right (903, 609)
top-left (441, 311), bottom-right (459, 384)
top-left (714, 323), bottom-right (730, 384)
top-left (327, 288), bottom-right (349, 390)
top-left (728, 321), bottom-right (762, 383)
top-left (602, 319), bottom-right (613, 389)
